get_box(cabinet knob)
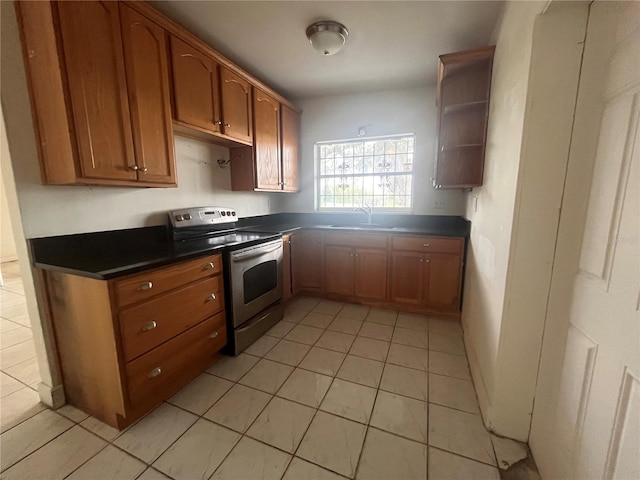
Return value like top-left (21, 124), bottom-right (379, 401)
top-left (142, 321), bottom-right (157, 332)
top-left (129, 165), bottom-right (139, 171)
top-left (420, 258), bottom-right (424, 263)
top-left (138, 281), bottom-right (153, 291)
top-left (139, 166), bottom-right (148, 173)
top-left (425, 259), bottom-right (430, 263)
top-left (148, 367), bottom-right (162, 378)
top-left (423, 243), bottom-right (430, 247)
top-left (224, 123), bottom-right (231, 128)
top-left (215, 120), bottom-right (223, 126)
top-left (350, 253), bottom-right (354, 257)
top-left (204, 262), bottom-right (215, 270)
top-left (209, 331), bottom-right (219, 339)
top-left (207, 293), bottom-right (217, 301)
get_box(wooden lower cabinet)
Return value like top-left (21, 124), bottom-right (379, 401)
top-left (391, 251), bottom-right (425, 306)
top-left (354, 249), bottom-right (388, 301)
top-left (391, 245), bottom-right (463, 314)
top-left (44, 253), bottom-right (227, 429)
top-left (325, 246), bottom-right (355, 295)
top-left (325, 247), bottom-right (388, 301)
top-left (424, 253), bottom-right (463, 311)
top-left (282, 234), bottom-right (292, 301)
top-left (292, 232), bottom-right (323, 293)
top-left (289, 230), bottom-right (464, 318)
top-left (126, 313), bottom-right (226, 410)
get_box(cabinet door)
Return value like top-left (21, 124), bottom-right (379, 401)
top-left (291, 233), bottom-right (323, 293)
top-left (120, 5), bottom-right (176, 185)
top-left (325, 246), bottom-right (355, 296)
top-left (220, 67), bottom-right (252, 144)
top-left (282, 235), bottom-right (292, 301)
top-left (424, 253), bottom-right (462, 311)
top-left (170, 36), bottom-right (221, 133)
top-left (355, 249), bottom-right (388, 301)
top-left (390, 251), bottom-right (425, 305)
top-left (253, 88), bottom-right (281, 190)
top-left (57, 1), bottom-right (136, 181)
top-left (281, 105), bottom-right (300, 192)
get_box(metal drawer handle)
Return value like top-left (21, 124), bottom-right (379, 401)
top-left (210, 331), bottom-right (219, 339)
top-left (142, 321), bottom-right (157, 332)
top-left (207, 293), bottom-right (217, 301)
top-left (138, 282), bottom-right (153, 291)
top-left (423, 243), bottom-right (431, 247)
top-left (204, 262), bottom-right (215, 270)
top-left (148, 367), bottom-right (162, 378)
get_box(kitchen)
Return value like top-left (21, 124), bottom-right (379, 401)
top-left (0, 1), bottom-right (638, 480)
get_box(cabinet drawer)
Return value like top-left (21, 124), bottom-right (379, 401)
top-left (392, 236), bottom-right (463, 254)
top-left (324, 232), bottom-right (388, 249)
top-left (125, 312), bottom-right (226, 409)
top-left (120, 276), bottom-right (224, 362)
top-left (114, 254), bottom-right (222, 307)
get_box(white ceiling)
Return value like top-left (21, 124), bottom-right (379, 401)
top-left (151, 1), bottom-right (504, 100)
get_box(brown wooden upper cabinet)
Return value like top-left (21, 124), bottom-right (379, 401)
top-left (220, 67), bottom-right (253, 144)
top-left (170, 37), bottom-right (253, 146)
top-left (120, 4), bottom-right (176, 185)
top-left (229, 92), bottom-right (301, 192)
top-left (281, 105), bottom-right (301, 192)
top-left (433, 46), bottom-right (495, 189)
top-left (170, 36), bottom-right (222, 135)
top-left (254, 88), bottom-right (282, 190)
top-left (16, 1), bottom-right (176, 187)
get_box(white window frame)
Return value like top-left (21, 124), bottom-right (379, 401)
top-left (314, 133), bottom-right (416, 212)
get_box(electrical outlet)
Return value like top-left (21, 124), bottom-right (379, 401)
top-left (433, 200), bottom-right (445, 210)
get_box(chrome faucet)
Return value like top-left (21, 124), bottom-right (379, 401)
top-left (354, 202), bottom-right (373, 224)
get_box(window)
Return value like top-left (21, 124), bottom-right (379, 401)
top-left (316, 134), bottom-right (415, 210)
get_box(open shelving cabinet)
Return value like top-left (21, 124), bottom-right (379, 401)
top-left (434, 46), bottom-right (495, 189)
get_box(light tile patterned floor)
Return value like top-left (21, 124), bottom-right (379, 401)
top-left (0, 289), bottom-right (505, 479)
top-left (0, 261), bottom-right (44, 437)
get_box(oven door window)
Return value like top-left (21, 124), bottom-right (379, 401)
top-left (243, 260), bottom-right (278, 305)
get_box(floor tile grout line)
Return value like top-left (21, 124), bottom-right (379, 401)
top-left (5, 299), bottom-right (484, 479)
top-left (0, 337), bottom-right (37, 352)
top-left (0, 411), bottom-right (76, 474)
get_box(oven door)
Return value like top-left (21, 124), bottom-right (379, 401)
top-left (230, 239), bottom-right (283, 327)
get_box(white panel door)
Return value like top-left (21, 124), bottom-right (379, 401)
top-left (530, 2), bottom-right (640, 479)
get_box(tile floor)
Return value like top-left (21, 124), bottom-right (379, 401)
top-left (0, 285), bottom-right (508, 479)
top-left (0, 261), bottom-right (45, 438)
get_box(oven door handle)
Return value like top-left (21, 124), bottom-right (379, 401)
top-left (231, 243), bottom-right (282, 262)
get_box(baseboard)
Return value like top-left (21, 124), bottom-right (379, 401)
top-left (463, 325), bottom-right (492, 429)
top-left (37, 382), bottom-right (65, 409)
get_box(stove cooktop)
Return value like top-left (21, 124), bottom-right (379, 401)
top-left (169, 207), bottom-right (281, 254)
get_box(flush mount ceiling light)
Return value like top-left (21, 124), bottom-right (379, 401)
top-left (306, 21), bottom-right (349, 56)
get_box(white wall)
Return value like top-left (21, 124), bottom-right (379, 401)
top-left (275, 86), bottom-right (465, 215)
top-left (461, 2), bottom-right (544, 426)
top-left (0, 3), bottom-right (279, 240)
top-left (462, 0), bottom-right (588, 441)
top-left (0, 165), bottom-right (17, 261)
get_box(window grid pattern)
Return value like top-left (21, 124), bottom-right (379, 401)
top-left (317, 135), bottom-right (415, 210)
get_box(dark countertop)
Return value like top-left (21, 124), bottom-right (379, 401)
top-left (30, 213), bottom-right (470, 280)
top-left (30, 226), bottom-right (281, 280)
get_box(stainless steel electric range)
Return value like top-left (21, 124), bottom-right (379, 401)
top-left (169, 206), bottom-right (284, 355)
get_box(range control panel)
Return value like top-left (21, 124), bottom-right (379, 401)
top-left (169, 206), bottom-right (238, 229)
